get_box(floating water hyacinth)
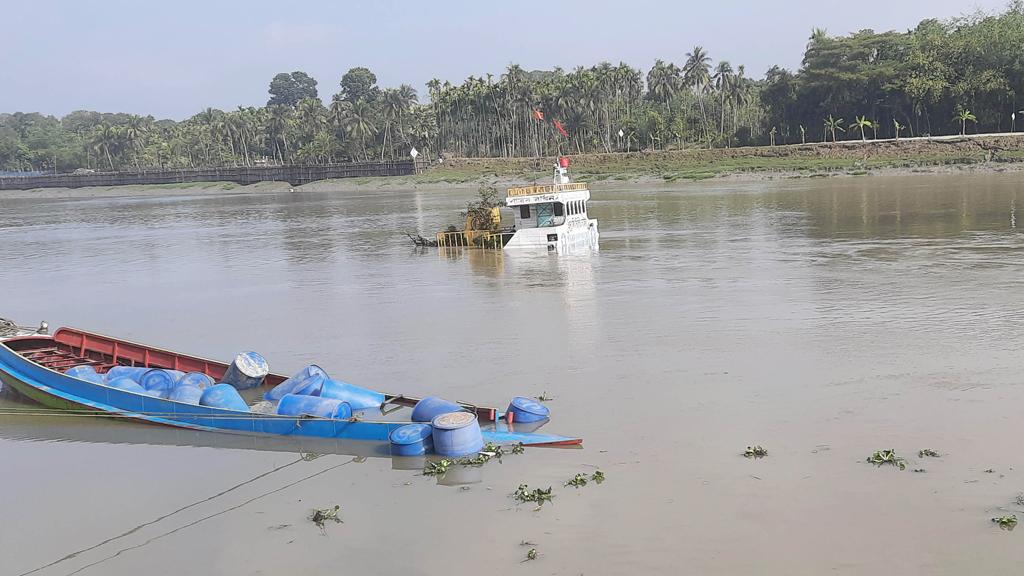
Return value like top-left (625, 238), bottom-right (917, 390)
top-left (866, 449), bottom-right (906, 470)
top-left (744, 445), bottom-right (768, 458)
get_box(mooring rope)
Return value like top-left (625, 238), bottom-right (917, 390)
top-left (0, 317), bottom-right (21, 337)
top-left (0, 317), bottom-right (45, 337)
top-left (63, 457), bottom-right (358, 576)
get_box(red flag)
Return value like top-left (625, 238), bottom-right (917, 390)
top-left (552, 119), bottom-right (569, 137)
top-left (532, 109), bottom-right (544, 121)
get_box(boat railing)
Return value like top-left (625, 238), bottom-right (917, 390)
top-left (435, 230), bottom-right (514, 249)
top-left (506, 182), bottom-right (588, 197)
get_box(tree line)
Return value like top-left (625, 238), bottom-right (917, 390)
top-left (1, 4), bottom-right (1022, 173)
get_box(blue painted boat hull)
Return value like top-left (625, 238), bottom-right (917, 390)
top-left (0, 335), bottom-right (582, 448)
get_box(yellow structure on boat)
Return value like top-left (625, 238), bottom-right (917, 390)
top-left (435, 207), bottom-right (510, 248)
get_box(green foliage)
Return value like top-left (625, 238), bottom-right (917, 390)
top-left (991, 515), bottom-right (1017, 530)
top-left (744, 445), bottom-right (768, 458)
top-left (2, 5), bottom-right (1023, 172)
top-left (422, 458), bottom-right (454, 476)
top-left (310, 505), bottom-right (342, 530)
top-left (460, 186), bottom-right (503, 230)
top-left (564, 473), bottom-right (588, 488)
top-left (268, 71), bottom-right (319, 107)
top-left (867, 449), bottom-right (907, 470)
top-left (340, 67), bottom-right (380, 103)
top-left (513, 485), bottom-right (554, 507)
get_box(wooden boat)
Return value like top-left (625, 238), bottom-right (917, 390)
top-left (0, 327), bottom-right (581, 448)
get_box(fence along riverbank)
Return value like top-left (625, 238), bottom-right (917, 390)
top-left (0, 160), bottom-right (426, 190)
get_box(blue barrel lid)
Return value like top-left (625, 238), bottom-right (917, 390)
top-left (389, 423), bottom-right (434, 445)
top-left (233, 351), bottom-right (269, 377)
top-left (431, 411), bottom-right (478, 430)
top-left (510, 396), bottom-right (550, 417)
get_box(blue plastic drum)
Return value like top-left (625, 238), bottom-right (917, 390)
top-left (431, 411), bottom-right (484, 457)
top-left (507, 396), bottom-right (550, 423)
top-left (199, 383), bottom-right (250, 412)
top-left (264, 365), bottom-right (328, 401)
top-left (220, 351), bottom-right (269, 390)
top-left (411, 396), bottom-right (463, 423)
top-left (105, 366), bottom-right (150, 383)
top-left (168, 385), bottom-right (203, 404)
top-left (139, 369), bottom-right (183, 398)
top-left (389, 423), bottom-right (434, 456)
top-left (177, 372), bottom-right (215, 389)
top-left (106, 377), bottom-right (148, 394)
top-left (65, 366), bottom-right (104, 384)
top-left (316, 379), bottom-right (385, 410)
top-left (276, 394), bottom-right (352, 419)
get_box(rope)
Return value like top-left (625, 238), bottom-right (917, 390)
top-left (0, 317), bottom-right (44, 337)
top-left (0, 317), bottom-right (20, 337)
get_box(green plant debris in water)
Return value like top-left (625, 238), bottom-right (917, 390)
top-left (918, 449), bottom-right (940, 458)
top-left (912, 468), bottom-right (927, 473)
top-left (480, 442), bottom-right (507, 460)
top-left (565, 473), bottom-right (588, 488)
top-left (1015, 494), bottom-right (1024, 507)
top-left (511, 442), bottom-right (525, 455)
top-left (311, 505), bottom-right (342, 530)
top-left (423, 458), bottom-right (454, 476)
top-left (591, 470), bottom-right (606, 484)
top-left (457, 452), bottom-right (493, 467)
top-left (536, 392), bottom-right (555, 402)
top-left (867, 449), bottom-right (907, 470)
top-left (744, 446), bottom-right (768, 458)
top-left (514, 484), bottom-right (554, 508)
top-left (521, 548), bottom-right (538, 562)
top-left (992, 515), bottom-right (1018, 530)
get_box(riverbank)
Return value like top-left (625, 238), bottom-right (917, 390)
top-left (3, 134), bottom-right (1023, 199)
top-left (401, 133), bottom-right (1024, 186)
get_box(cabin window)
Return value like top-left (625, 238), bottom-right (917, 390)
top-left (520, 205), bottom-right (531, 219)
top-left (553, 202), bottom-right (564, 217)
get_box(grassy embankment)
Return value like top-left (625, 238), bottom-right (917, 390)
top-left (394, 134), bottom-right (1024, 185)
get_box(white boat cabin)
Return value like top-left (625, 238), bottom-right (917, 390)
top-left (502, 161), bottom-right (600, 251)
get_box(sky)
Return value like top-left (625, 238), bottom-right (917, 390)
top-left (0, 0), bottom-right (1008, 120)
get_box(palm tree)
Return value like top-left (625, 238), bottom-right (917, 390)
top-left (713, 61), bottom-right (733, 138)
top-left (824, 114), bottom-right (845, 142)
top-left (122, 115), bottom-right (150, 169)
top-left (850, 116), bottom-right (873, 141)
top-left (296, 98), bottom-right (325, 139)
top-left (954, 109), bottom-right (977, 135)
top-left (341, 100), bottom-right (378, 161)
top-left (89, 124), bottom-right (120, 170)
top-left (893, 119), bottom-right (905, 141)
top-left (684, 46), bottom-right (712, 146)
top-left (266, 105), bottom-right (293, 163)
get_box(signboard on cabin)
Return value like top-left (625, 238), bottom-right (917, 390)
top-left (505, 194), bottom-right (560, 206)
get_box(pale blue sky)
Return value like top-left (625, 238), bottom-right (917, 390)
top-left (0, 0), bottom-right (1007, 119)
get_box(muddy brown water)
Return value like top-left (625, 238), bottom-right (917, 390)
top-left (1, 173), bottom-right (1022, 575)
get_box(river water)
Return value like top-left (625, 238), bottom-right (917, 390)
top-left (1, 173), bottom-right (1022, 575)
